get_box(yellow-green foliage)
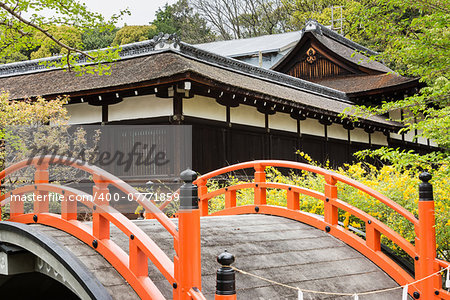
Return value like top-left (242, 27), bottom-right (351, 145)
top-left (111, 25), bottom-right (156, 46)
top-left (207, 153), bottom-right (450, 261)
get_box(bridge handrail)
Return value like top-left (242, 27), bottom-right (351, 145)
top-left (194, 160), bottom-right (448, 299)
top-left (0, 156), bottom-right (178, 236)
top-left (1, 183), bottom-right (176, 284)
top-left (194, 160), bottom-right (419, 227)
top-left (0, 155), bottom-right (206, 300)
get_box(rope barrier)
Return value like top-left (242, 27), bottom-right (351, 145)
top-left (229, 265), bottom-right (450, 298)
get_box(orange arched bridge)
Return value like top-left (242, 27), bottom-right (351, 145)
top-left (0, 156), bottom-right (448, 299)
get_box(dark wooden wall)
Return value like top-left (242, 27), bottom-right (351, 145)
top-left (190, 121), bottom-right (377, 175)
top-left (288, 56), bottom-right (350, 80)
top-left (108, 117), bottom-right (437, 178)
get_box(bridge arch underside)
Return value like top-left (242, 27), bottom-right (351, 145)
top-left (2, 215), bottom-right (406, 300)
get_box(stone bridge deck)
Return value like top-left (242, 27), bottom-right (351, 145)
top-left (29, 214), bottom-right (404, 299)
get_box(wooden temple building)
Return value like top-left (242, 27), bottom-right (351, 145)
top-left (0, 20), bottom-right (436, 177)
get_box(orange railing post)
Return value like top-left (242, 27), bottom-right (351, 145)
top-left (177, 169), bottom-right (202, 299)
top-left (92, 174), bottom-right (110, 240)
top-left (225, 188), bottom-right (236, 209)
top-left (197, 178), bottom-right (208, 216)
top-left (324, 174), bottom-right (338, 227)
top-left (287, 187), bottom-right (299, 210)
top-left (215, 250), bottom-right (236, 300)
top-left (417, 172), bottom-right (440, 299)
top-left (34, 162), bottom-right (49, 214)
top-left (254, 163), bottom-right (266, 205)
top-left (61, 190), bottom-right (77, 221)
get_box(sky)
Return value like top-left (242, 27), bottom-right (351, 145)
top-left (81, 0), bottom-right (178, 26)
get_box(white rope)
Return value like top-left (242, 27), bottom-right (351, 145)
top-left (297, 289), bottom-right (303, 300)
top-left (446, 268), bottom-right (450, 289)
top-left (230, 265), bottom-right (450, 297)
top-left (402, 285), bottom-right (408, 300)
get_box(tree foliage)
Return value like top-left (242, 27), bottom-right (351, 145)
top-left (30, 25), bottom-right (83, 59)
top-left (340, 0), bottom-right (450, 168)
top-left (0, 91), bottom-right (100, 194)
top-left (112, 25), bottom-right (156, 46)
top-left (151, 0), bottom-right (215, 44)
top-left (283, 0), bottom-right (346, 29)
top-left (82, 27), bottom-right (119, 51)
top-left (191, 0), bottom-right (291, 40)
top-left (0, 0), bottom-right (129, 74)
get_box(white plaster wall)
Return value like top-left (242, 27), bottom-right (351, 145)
top-left (404, 129), bottom-right (415, 142)
top-left (230, 104), bottom-right (265, 128)
top-left (417, 133), bottom-right (428, 145)
top-left (300, 118), bottom-right (323, 136)
top-left (371, 131), bottom-right (388, 146)
top-left (183, 95), bottom-right (226, 122)
top-left (351, 128), bottom-right (369, 143)
top-left (269, 112), bottom-right (297, 133)
top-left (414, 114), bottom-right (428, 145)
top-left (389, 109), bottom-right (403, 140)
top-left (66, 103), bottom-right (102, 124)
top-left (108, 94), bottom-right (172, 121)
top-left (328, 123), bottom-right (348, 141)
top-left (403, 110), bottom-right (415, 142)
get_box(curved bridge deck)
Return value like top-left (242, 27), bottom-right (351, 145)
top-left (27, 214), bottom-right (403, 299)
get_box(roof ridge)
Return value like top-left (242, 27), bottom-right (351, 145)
top-left (303, 19), bottom-right (378, 56)
top-left (0, 33), bottom-right (181, 78)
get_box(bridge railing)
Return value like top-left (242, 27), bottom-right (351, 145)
top-left (194, 160), bottom-right (449, 300)
top-left (0, 155), bottom-right (204, 300)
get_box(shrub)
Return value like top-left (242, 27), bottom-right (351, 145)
top-left (207, 153), bottom-right (450, 261)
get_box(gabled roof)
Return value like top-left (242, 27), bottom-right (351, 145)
top-left (272, 20), bottom-right (392, 74)
top-left (195, 31), bottom-right (302, 58)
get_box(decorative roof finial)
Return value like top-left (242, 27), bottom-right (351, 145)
top-left (152, 33), bottom-right (181, 50)
top-left (303, 19), bottom-right (323, 35)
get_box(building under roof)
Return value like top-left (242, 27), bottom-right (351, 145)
top-left (196, 20), bottom-right (421, 105)
top-left (0, 20), bottom-right (434, 178)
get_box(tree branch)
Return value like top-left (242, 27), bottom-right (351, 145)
top-left (0, 1), bottom-right (94, 60)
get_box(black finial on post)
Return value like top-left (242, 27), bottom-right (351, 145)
top-left (419, 172), bottom-right (433, 201)
top-left (216, 250), bottom-right (236, 296)
top-left (180, 169), bottom-right (198, 209)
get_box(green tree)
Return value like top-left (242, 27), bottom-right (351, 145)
top-left (0, 0), bottom-right (129, 74)
top-left (30, 25), bottom-right (83, 59)
top-left (0, 51), bottom-right (28, 64)
top-left (339, 0), bottom-right (450, 169)
top-left (151, 0), bottom-right (215, 44)
top-left (82, 27), bottom-right (119, 50)
top-left (0, 91), bottom-right (100, 193)
top-left (191, 0), bottom-right (290, 40)
top-left (112, 25), bottom-right (156, 46)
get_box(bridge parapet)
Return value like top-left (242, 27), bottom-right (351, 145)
top-left (0, 157), bottom-right (448, 299)
top-left (0, 155), bottom-right (205, 300)
top-left (195, 160), bottom-right (450, 300)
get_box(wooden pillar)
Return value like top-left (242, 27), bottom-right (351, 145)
top-left (34, 163), bottom-right (49, 214)
top-left (173, 92), bottom-right (183, 124)
top-left (92, 174), bottom-right (110, 240)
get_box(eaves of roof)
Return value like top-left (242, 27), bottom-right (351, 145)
top-left (0, 35), bottom-right (351, 104)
